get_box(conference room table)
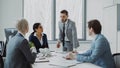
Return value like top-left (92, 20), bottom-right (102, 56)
top-left (32, 51), bottom-right (102, 68)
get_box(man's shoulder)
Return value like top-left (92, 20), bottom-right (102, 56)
top-left (68, 19), bottom-right (75, 23)
top-left (7, 35), bottom-right (25, 49)
top-left (98, 34), bottom-right (106, 40)
top-left (68, 19), bottom-right (75, 26)
top-left (16, 36), bottom-right (26, 44)
top-left (12, 34), bottom-right (24, 42)
top-left (96, 34), bottom-right (109, 44)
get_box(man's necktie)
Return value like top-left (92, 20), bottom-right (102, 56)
top-left (63, 23), bottom-right (65, 47)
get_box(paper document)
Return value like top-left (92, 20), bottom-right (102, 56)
top-left (49, 57), bottom-right (81, 67)
top-left (35, 57), bottom-right (49, 63)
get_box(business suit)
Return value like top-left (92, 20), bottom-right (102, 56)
top-left (0, 55), bottom-right (4, 68)
top-left (58, 19), bottom-right (79, 51)
top-left (4, 33), bottom-right (36, 68)
top-left (77, 34), bottom-right (115, 68)
top-left (29, 32), bottom-right (49, 53)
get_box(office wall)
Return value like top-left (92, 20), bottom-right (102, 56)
top-left (114, 0), bottom-right (120, 4)
top-left (103, 0), bottom-right (120, 6)
top-left (86, 0), bottom-right (103, 22)
top-left (103, 0), bottom-right (114, 7)
top-left (0, 0), bottom-right (23, 41)
top-left (103, 3), bottom-right (120, 53)
top-left (103, 5), bottom-right (118, 53)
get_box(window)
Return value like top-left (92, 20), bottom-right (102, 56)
top-left (24, 0), bottom-right (85, 40)
top-left (24, 0), bottom-right (52, 40)
top-left (55, 0), bottom-right (83, 39)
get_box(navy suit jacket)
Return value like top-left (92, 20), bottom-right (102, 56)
top-left (29, 32), bottom-right (49, 53)
top-left (4, 33), bottom-right (36, 68)
top-left (77, 34), bottom-right (115, 68)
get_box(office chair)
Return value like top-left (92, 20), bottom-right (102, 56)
top-left (113, 53), bottom-right (120, 68)
top-left (2, 28), bottom-right (18, 57)
top-left (0, 41), bottom-right (4, 56)
top-left (0, 55), bottom-right (4, 68)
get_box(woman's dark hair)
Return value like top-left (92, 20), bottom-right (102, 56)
top-left (88, 19), bottom-right (102, 34)
top-left (33, 23), bottom-right (41, 32)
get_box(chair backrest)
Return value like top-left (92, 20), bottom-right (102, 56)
top-left (113, 53), bottom-right (120, 68)
top-left (3, 28), bottom-right (18, 57)
top-left (0, 55), bottom-right (4, 68)
top-left (4, 28), bottom-right (18, 43)
top-left (0, 41), bottom-right (4, 56)
top-left (0, 42), bottom-right (2, 54)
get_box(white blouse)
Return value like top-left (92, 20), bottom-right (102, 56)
top-left (34, 33), bottom-right (44, 45)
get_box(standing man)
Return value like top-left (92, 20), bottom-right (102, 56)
top-left (57, 10), bottom-right (79, 52)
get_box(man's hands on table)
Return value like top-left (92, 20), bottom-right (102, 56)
top-left (65, 51), bottom-right (78, 60)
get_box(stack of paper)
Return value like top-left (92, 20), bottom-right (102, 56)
top-left (35, 57), bottom-right (49, 63)
top-left (49, 56), bottom-right (81, 67)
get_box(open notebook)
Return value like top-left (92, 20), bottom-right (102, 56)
top-left (49, 56), bottom-right (81, 67)
top-left (35, 57), bottom-right (49, 63)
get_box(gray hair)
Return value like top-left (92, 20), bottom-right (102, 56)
top-left (16, 19), bottom-right (28, 33)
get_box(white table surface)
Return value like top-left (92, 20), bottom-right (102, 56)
top-left (32, 62), bottom-right (102, 68)
top-left (32, 52), bottom-right (102, 68)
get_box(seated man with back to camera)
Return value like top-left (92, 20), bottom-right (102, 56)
top-left (65, 19), bottom-right (115, 68)
top-left (4, 19), bottom-right (36, 68)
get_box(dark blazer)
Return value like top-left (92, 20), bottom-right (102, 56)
top-left (4, 33), bottom-right (36, 68)
top-left (29, 32), bottom-right (49, 53)
top-left (77, 34), bottom-right (115, 68)
top-left (0, 55), bottom-right (4, 68)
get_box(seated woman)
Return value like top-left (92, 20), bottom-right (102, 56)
top-left (29, 23), bottom-right (49, 53)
